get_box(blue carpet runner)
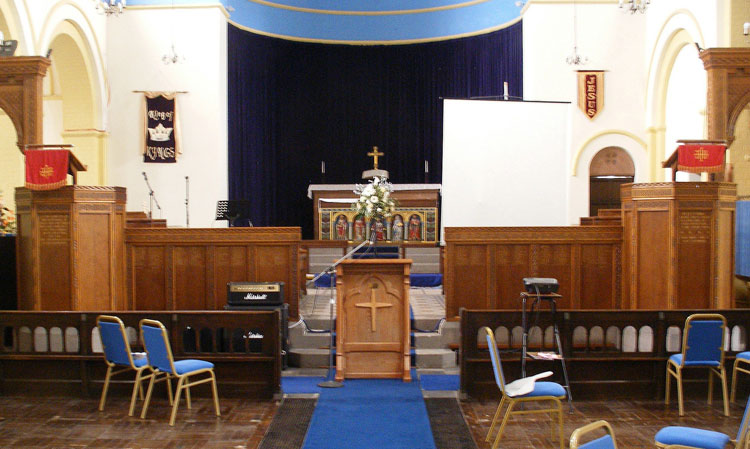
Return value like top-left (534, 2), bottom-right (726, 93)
top-left (419, 374), bottom-right (459, 391)
top-left (301, 378), bottom-right (437, 449)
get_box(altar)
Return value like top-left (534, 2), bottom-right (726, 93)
top-left (308, 184), bottom-right (441, 242)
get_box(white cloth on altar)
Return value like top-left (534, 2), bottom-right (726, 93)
top-left (307, 183), bottom-right (442, 199)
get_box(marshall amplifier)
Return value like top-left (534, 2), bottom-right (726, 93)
top-left (227, 282), bottom-right (284, 307)
top-left (225, 282), bottom-right (288, 369)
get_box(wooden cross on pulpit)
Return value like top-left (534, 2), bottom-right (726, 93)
top-left (355, 284), bottom-right (392, 332)
top-left (367, 146), bottom-right (384, 170)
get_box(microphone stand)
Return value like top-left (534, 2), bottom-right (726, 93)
top-left (308, 235), bottom-right (375, 388)
top-left (185, 176), bottom-right (190, 228)
top-left (142, 172), bottom-right (162, 220)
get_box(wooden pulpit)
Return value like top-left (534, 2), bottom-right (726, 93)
top-left (335, 259), bottom-right (412, 382)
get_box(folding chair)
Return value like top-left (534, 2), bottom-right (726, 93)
top-left (482, 326), bottom-right (566, 449)
top-left (655, 396), bottom-right (750, 448)
top-left (139, 318), bottom-right (220, 426)
top-left (570, 420), bottom-right (618, 449)
top-left (96, 315), bottom-right (149, 416)
top-left (732, 351), bottom-right (750, 403)
top-left (666, 313), bottom-right (729, 417)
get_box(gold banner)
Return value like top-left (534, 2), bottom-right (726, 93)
top-left (577, 71), bottom-right (604, 120)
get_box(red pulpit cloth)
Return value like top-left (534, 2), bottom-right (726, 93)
top-left (677, 144), bottom-right (725, 173)
top-left (25, 149), bottom-right (69, 190)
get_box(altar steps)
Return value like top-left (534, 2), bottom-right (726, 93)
top-left (288, 287), bottom-right (458, 372)
top-left (287, 323), bottom-right (459, 370)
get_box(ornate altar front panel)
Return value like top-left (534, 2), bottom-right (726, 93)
top-left (308, 184), bottom-right (440, 242)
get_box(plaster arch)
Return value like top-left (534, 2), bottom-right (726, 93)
top-left (645, 10), bottom-right (706, 181)
top-left (571, 130), bottom-right (647, 180)
top-left (37, 1), bottom-right (106, 131)
top-left (0, 0), bottom-right (34, 56)
top-left (568, 130), bottom-right (647, 224)
top-left (36, 4), bottom-right (109, 185)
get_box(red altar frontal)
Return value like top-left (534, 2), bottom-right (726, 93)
top-left (308, 184), bottom-right (441, 242)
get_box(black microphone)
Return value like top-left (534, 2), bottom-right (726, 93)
top-left (142, 171), bottom-right (147, 180)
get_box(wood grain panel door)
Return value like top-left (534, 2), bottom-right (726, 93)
top-left (173, 246), bottom-right (207, 310)
top-left (133, 246), bottom-right (167, 310)
top-left (636, 211), bottom-right (669, 309)
top-left (77, 213), bottom-right (111, 310)
top-left (494, 245), bottom-right (530, 308)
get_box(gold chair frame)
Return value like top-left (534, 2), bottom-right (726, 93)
top-left (732, 355), bottom-right (750, 403)
top-left (96, 315), bottom-right (150, 416)
top-left (569, 420), bottom-right (618, 449)
top-left (139, 318), bottom-right (220, 426)
top-left (482, 326), bottom-right (564, 449)
top-left (665, 313), bottom-right (729, 417)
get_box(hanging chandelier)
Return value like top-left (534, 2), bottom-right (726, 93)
top-left (566, 1), bottom-right (588, 66)
top-left (618, 0), bottom-right (649, 14)
top-left (95, 0), bottom-right (126, 16)
top-left (566, 46), bottom-right (588, 66)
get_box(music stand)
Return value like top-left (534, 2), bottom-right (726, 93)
top-left (216, 200), bottom-right (252, 227)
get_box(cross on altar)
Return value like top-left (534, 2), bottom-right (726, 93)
top-left (355, 284), bottom-right (392, 332)
top-left (367, 146), bottom-right (384, 170)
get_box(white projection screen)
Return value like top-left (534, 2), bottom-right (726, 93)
top-left (441, 99), bottom-right (571, 235)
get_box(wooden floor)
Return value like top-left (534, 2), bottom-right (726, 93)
top-left (0, 394), bottom-right (744, 448)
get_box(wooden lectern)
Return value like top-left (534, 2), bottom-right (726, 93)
top-left (335, 259), bottom-right (412, 382)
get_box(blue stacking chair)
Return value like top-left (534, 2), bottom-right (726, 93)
top-left (139, 319), bottom-right (221, 426)
top-left (655, 396), bottom-right (750, 449)
top-left (732, 352), bottom-right (750, 403)
top-left (666, 313), bottom-right (729, 417)
top-left (570, 420), bottom-right (618, 449)
top-left (96, 315), bottom-right (150, 416)
top-left (482, 326), bottom-right (566, 449)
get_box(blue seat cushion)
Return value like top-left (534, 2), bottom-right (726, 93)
top-left (655, 426), bottom-right (730, 449)
top-left (522, 381), bottom-right (566, 398)
top-left (174, 359), bottom-right (214, 375)
top-left (737, 351), bottom-right (750, 361)
top-left (669, 353), bottom-right (720, 367)
top-left (131, 356), bottom-right (148, 368)
top-left (578, 435), bottom-right (615, 449)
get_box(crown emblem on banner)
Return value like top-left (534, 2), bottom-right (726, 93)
top-left (147, 123), bottom-right (173, 142)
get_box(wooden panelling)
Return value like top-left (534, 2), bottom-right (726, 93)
top-left (125, 227), bottom-right (301, 318)
top-left (77, 213), bottom-right (111, 310)
top-left (444, 226), bottom-right (622, 319)
top-left (493, 245), bottom-right (529, 309)
top-left (15, 187), bottom-right (126, 311)
top-left (132, 246), bottom-right (167, 310)
top-left (0, 310), bottom-right (281, 398)
top-left (213, 246), bottom-right (249, 304)
top-left (173, 246), bottom-right (207, 310)
top-left (621, 182), bottom-right (736, 310)
top-left (636, 211), bottom-right (669, 309)
top-left (460, 308), bottom-right (750, 400)
top-left (580, 244), bottom-right (615, 309)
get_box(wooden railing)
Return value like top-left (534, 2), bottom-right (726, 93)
top-left (0, 311), bottom-right (281, 399)
top-left (460, 308), bottom-right (750, 400)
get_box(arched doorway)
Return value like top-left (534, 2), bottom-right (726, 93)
top-left (589, 147), bottom-right (635, 216)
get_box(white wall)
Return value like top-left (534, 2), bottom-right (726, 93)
top-left (106, 5), bottom-right (228, 227)
top-left (523, 1), bottom-right (649, 222)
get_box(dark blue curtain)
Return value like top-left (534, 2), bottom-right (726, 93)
top-left (228, 23), bottom-right (523, 238)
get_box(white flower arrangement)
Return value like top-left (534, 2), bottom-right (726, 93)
top-left (352, 176), bottom-right (397, 220)
top-left (0, 190), bottom-right (16, 235)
